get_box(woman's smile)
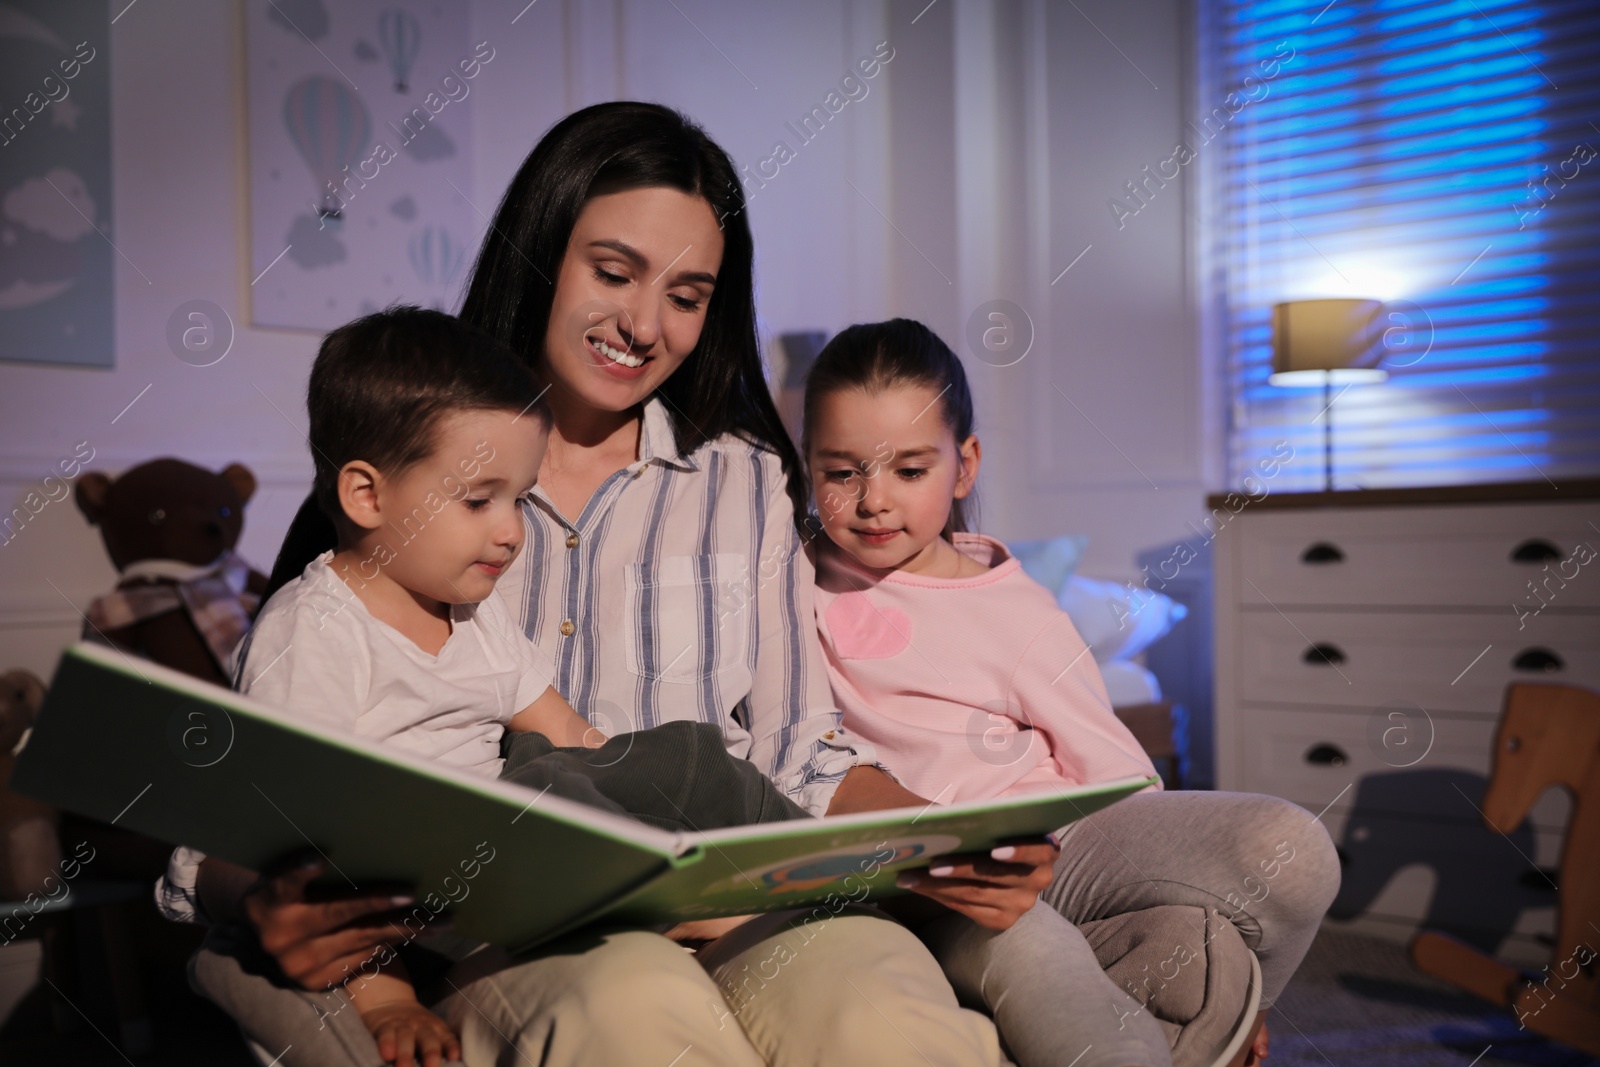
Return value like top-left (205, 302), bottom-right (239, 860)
top-left (585, 332), bottom-right (653, 376)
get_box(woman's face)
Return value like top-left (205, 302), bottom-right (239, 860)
top-left (541, 186), bottom-right (726, 415)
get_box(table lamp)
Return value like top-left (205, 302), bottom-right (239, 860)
top-left (1269, 298), bottom-right (1387, 492)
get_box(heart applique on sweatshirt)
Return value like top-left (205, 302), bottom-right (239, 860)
top-left (826, 592), bottom-right (913, 659)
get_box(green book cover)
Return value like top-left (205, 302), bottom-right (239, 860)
top-left (13, 643), bottom-right (1154, 952)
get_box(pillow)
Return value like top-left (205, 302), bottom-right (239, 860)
top-left (1059, 574), bottom-right (1187, 663)
top-left (1008, 535), bottom-right (1088, 597)
top-left (1098, 660), bottom-right (1164, 706)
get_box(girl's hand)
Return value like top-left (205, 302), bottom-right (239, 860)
top-left (362, 1001), bottom-right (462, 1067)
top-left (242, 859), bottom-right (421, 990)
top-left (893, 839), bottom-right (1060, 930)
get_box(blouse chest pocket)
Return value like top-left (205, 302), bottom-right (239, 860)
top-left (624, 553), bottom-right (751, 684)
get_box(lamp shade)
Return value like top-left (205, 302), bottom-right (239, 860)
top-left (1269, 298), bottom-right (1387, 386)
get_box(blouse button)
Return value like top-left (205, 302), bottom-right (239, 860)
top-left (565, 533), bottom-right (579, 549)
top-left (560, 620), bottom-right (575, 636)
top-left (823, 731), bottom-right (836, 740)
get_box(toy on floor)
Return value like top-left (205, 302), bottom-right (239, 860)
top-left (74, 458), bottom-right (269, 686)
top-left (0, 668), bottom-right (59, 901)
top-left (1410, 682), bottom-right (1600, 1057)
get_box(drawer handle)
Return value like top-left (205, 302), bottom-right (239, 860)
top-left (1303, 643), bottom-right (1347, 666)
top-left (1304, 743), bottom-right (1348, 766)
top-left (1301, 542), bottom-right (1345, 564)
top-left (1510, 539), bottom-right (1562, 563)
top-left (1513, 648), bottom-right (1564, 673)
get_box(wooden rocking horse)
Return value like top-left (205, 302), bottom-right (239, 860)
top-left (1410, 682), bottom-right (1600, 1055)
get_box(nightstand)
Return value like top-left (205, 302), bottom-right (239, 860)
top-left (1210, 479), bottom-right (1600, 956)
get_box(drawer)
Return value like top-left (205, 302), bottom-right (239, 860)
top-left (1234, 610), bottom-right (1600, 715)
top-left (1229, 502), bottom-right (1600, 608)
top-left (1233, 705), bottom-right (1572, 832)
top-left (1316, 805), bottom-right (1561, 938)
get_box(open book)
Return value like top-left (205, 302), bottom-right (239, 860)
top-left (13, 642), bottom-right (1156, 952)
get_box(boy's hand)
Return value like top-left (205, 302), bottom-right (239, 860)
top-left (361, 1001), bottom-right (461, 1067)
top-left (509, 685), bottom-right (607, 748)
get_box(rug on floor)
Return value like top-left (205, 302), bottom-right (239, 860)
top-left (1267, 926), bottom-right (1598, 1067)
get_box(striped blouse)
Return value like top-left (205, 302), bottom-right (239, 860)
top-left (497, 396), bottom-right (872, 816)
top-left (155, 396), bottom-right (872, 925)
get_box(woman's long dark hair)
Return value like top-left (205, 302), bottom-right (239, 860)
top-left (456, 101), bottom-right (806, 521)
top-left (267, 493), bottom-right (337, 599)
top-left (272, 104), bottom-right (803, 600)
top-left (802, 318), bottom-right (979, 540)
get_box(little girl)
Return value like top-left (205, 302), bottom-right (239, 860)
top-left (803, 319), bottom-right (1339, 1067)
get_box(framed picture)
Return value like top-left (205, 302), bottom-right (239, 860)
top-left (0, 1), bottom-right (113, 367)
top-left (245, 0), bottom-right (481, 331)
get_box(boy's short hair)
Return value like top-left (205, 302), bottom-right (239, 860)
top-left (308, 306), bottom-right (548, 523)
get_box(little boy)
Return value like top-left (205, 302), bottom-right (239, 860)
top-left (174, 308), bottom-right (803, 1067)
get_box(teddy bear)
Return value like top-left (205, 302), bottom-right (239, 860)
top-left (0, 668), bottom-right (60, 903)
top-left (74, 458), bottom-right (270, 687)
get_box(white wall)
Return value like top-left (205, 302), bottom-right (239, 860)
top-left (0, 0), bottom-right (1204, 681)
top-left (896, 0), bottom-right (1210, 581)
top-left (0, 3), bottom-right (316, 679)
top-left (468, 0), bottom-right (897, 346)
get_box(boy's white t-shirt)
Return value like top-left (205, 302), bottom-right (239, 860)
top-left (232, 550), bottom-right (554, 778)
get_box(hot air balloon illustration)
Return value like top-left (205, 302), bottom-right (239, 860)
top-left (378, 9), bottom-right (421, 94)
top-left (409, 225), bottom-right (465, 287)
top-left (283, 76), bottom-right (371, 220)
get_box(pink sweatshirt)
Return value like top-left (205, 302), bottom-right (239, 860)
top-left (814, 533), bottom-right (1159, 806)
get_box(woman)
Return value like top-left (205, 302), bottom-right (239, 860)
top-left (446, 101), bottom-right (1335, 1064)
top-left (180, 102), bottom-right (1056, 1067)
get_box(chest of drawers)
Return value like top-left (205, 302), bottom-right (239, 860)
top-left (1211, 480), bottom-right (1600, 954)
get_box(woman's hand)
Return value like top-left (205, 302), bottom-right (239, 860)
top-left (893, 839), bottom-right (1060, 930)
top-left (239, 858), bottom-right (421, 991)
top-left (361, 1001), bottom-right (462, 1067)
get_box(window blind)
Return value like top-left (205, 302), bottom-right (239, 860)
top-left (1195, 0), bottom-right (1600, 492)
